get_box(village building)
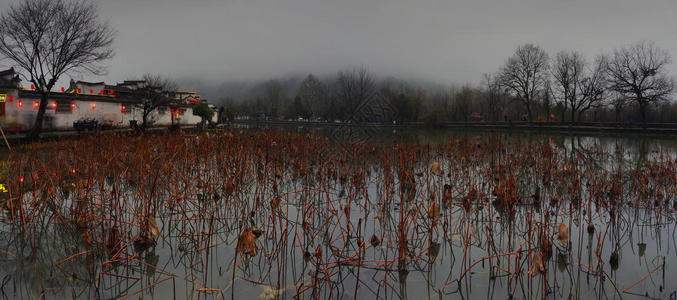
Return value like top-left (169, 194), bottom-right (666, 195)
top-left (0, 68), bottom-right (215, 132)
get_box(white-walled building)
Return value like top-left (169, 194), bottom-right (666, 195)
top-left (0, 68), bottom-right (215, 132)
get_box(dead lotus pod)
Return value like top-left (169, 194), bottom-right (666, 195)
top-left (237, 228), bottom-right (263, 256)
top-left (430, 161), bottom-right (441, 175)
top-left (428, 202), bottom-right (440, 219)
top-left (557, 222), bottom-right (568, 244)
top-left (147, 216), bottom-right (160, 239)
top-left (528, 251), bottom-right (545, 276)
top-left (370, 234), bottom-right (381, 247)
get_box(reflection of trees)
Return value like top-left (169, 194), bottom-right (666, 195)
top-left (2, 131), bottom-right (676, 299)
top-left (0, 221), bottom-right (137, 299)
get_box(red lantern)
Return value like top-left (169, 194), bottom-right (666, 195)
top-left (33, 101), bottom-right (39, 109)
top-left (52, 102), bottom-right (57, 109)
top-left (17, 100), bottom-right (23, 108)
top-left (91, 103), bottom-right (96, 110)
top-left (120, 105), bottom-right (126, 111)
top-left (7, 96), bottom-right (13, 102)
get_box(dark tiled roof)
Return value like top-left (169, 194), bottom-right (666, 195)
top-left (119, 80), bottom-right (146, 86)
top-left (76, 80), bottom-right (105, 86)
top-left (0, 68), bottom-right (16, 76)
top-left (105, 85), bottom-right (134, 93)
top-left (0, 68), bottom-right (20, 88)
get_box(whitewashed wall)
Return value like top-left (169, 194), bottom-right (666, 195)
top-left (1, 89), bottom-right (23, 128)
top-left (74, 82), bottom-right (106, 95)
top-left (2, 94), bottom-right (215, 130)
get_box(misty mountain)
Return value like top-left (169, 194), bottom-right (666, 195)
top-left (177, 73), bottom-right (452, 106)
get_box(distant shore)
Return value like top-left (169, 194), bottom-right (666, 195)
top-left (230, 119), bottom-right (677, 135)
top-left (2, 120), bottom-right (676, 149)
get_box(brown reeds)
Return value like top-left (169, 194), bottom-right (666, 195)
top-left (0, 130), bottom-right (674, 299)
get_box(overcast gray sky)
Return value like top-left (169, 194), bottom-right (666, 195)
top-left (1, 0), bottom-right (676, 89)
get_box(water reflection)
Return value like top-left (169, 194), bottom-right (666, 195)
top-left (0, 129), bottom-right (676, 299)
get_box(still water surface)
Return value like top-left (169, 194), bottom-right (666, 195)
top-left (0, 128), bottom-right (676, 299)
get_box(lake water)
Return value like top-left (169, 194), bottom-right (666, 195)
top-left (1, 128), bottom-right (676, 299)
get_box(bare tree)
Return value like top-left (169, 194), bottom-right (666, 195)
top-left (296, 74), bottom-right (327, 118)
top-left (335, 66), bottom-right (375, 118)
top-left (498, 44), bottom-right (550, 121)
top-left (0, 0), bottom-right (114, 141)
top-left (551, 51), bottom-right (579, 121)
top-left (552, 51), bottom-right (607, 122)
top-left (605, 41), bottom-right (676, 127)
top-left (262, 80), bottom-right (285, 116)
top-left (577, 57), bottom-right (608, 121)
top-left (482, 74), bottom-right (503, 121)
top-left (132, 74), bottom-right (177, 132)
top-left (541, 80), bottom-right (553, 120)
top-left (453, 85), bottom-right (475, 121)
top-left (610, 94), bottom-right (627, 123)
top-left (424, 87), bottom-right (454, 123)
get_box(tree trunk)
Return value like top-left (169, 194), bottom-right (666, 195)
top-left (525, 102), bottom-right (533, 122)
top-left (638, 101), bottom-right (647, 129)
top-left (141, 111), bottom-right (149, 133)
top-left (25, 92), bottom-right (49, 142)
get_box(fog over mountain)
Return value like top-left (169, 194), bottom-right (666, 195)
top-left (1, 0), bottom-right (676, 103)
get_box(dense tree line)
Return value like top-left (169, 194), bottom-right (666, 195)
top-left (225, 41), bottom-right (676, 126)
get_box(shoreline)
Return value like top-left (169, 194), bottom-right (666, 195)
top-left (229, 119), bottom-right (677, 136)
top-left (2, 120), bottom-right (675, 147)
